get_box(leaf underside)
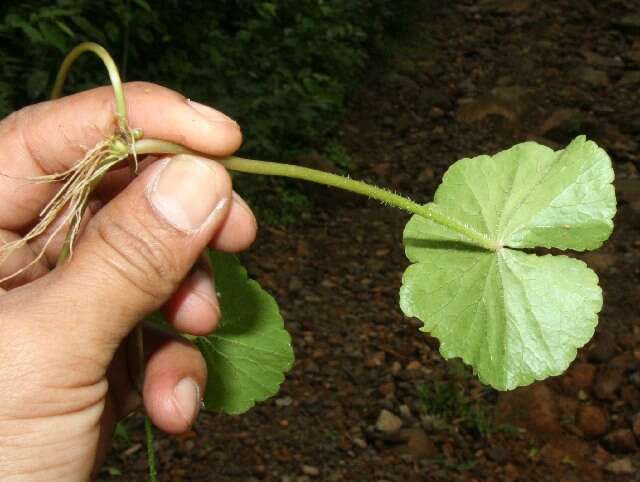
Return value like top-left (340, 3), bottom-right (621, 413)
top-left (196, 251), bottom-right (294, 414)
top-left (401, 136), bottom-right (616, 390)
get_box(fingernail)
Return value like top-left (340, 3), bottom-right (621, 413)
top-left (149, 156), bottom-right (228, 232)
top-left (188, 99), bottom-right (238, 126)
top-left (174, 377), bottom-right (200, 425)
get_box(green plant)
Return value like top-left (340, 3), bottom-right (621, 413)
top-left (324, 140), bottom-right (353, 173)
top-left (0, 0), bottom-right (407, 160)
top-left (416, 364), bottom-right (506, 437)
top-left (0, 43), bottom-right (617, 480)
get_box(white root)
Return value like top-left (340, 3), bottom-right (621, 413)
top-left (0, 136), bottom-right (129, 283)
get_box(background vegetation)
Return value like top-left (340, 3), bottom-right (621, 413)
top-left (0, 0), bottom-right (412, 223)
top-left (0, 0), bottom-right (410, 159)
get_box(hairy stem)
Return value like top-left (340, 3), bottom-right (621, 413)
top-left (135, 139), bottom-right (498, 251)
top-left (51, 42), bottom-right (129, 131)
top-left (145, 416), bottom-right (158, 482)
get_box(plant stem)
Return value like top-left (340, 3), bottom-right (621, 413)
top-left (51, 42), bottom-right (129, 131)
top-left (144, 416), bottom-right (158, 482)
top-left (134, 139), bottom-right (498, 251)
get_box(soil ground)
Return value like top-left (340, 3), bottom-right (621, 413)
top-left (100, 1), bottom-right (640, 480)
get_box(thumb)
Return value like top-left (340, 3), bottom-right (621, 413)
top-left (50, 154), bottom-right (231, 358)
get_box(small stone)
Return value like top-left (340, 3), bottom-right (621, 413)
top-left (301, 465), bottom-right (320, 477)
top-left (562, 362), bottom-right (596, 394)
top-left (496, 384), bottom-right (561, 438)
top-left (376, 410), bottom-right (403, 434)
top-left (405, 360), bottom-right (423, 371)
top-left (605, 458), bottom-right (634, 475)
top-left (594, 366), bottom-right (625, 400)
top-left (603, 429), bottom-right (638, 454)
top-left (577, 405), bottom-right (608, 438)
top-left (398, 404), bottom-right (412, 419)
top-left (594, 445), bottom-right (611, 465)
top-left (353, 437), bottom-right (367, 449)
top-left (275, 396), bottom-right (293, 407)
top-left (400, 428), bottom-right (438, 459)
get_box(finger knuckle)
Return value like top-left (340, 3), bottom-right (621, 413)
top-left (91, 214), bottom-right (181, 302)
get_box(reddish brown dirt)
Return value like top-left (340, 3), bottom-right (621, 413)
top-left (100, 1), bottom-right (640, 480)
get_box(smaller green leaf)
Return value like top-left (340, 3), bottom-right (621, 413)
top-left (196, 251), bottom-right (294, 414)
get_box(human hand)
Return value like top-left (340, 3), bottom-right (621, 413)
top-left (0, 82), bottom-right (257, 480)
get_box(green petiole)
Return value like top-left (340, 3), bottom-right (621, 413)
top-left (134, 139), bottom-right (499, 251)
top-left (52, 42), bottom-right (498, 252)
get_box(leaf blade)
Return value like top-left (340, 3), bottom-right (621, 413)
top-left (400, 244), bottom-right (602, 389)
top-left (196, 251), bottom-right (294, 414)
top-left (401, 137), bottom-right (614, 390)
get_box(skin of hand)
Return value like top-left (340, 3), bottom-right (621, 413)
top-left (0, 82), bottom-right (257, 481)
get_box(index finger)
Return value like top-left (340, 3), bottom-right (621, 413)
top-left (0, 82), bottom-right (242, 231)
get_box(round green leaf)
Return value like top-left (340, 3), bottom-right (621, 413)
top-left (401, 137), bottom-right (615, 390)
top-left (196, 251), bottom-right (294, 414)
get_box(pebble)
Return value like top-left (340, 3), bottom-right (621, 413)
top-left (605, 458), bottom-right (634, 475)
top-left (276, 396), bottom-right (293, 407)
top-left (496, 384), bottom-right (561, 437)
top-left (375, 410), bottom-right (403, 434)
top-left (593, 366), bottom-right (625, 400)
top-left (603, 428), bottom-right (638, 453)
top-left (353, 437), bottom-right (368, 449)
top-left (400, 428), bottom-right (438, 459)
top-left (577, 405), bottom-right (609, 438)
top-left (398, 404), bottom-right (412, 419)
top-left (562, 362), bottom-right (596, 394)
top-left (301, 465), bottom-right (320, 477)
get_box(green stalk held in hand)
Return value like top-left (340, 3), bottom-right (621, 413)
top-left (0, 43), bottom-right (617, 478)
